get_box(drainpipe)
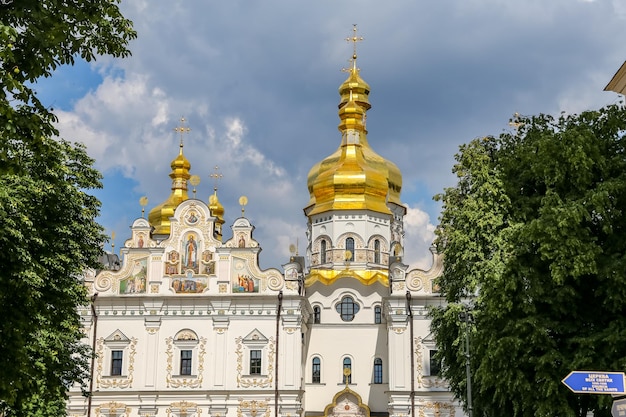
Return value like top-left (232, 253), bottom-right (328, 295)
top-left (87, 293), bottom-right (98, 417)
top-left (275, 291), bottom-right (283, 417)
top-left (406, 291), bottom-right (415, 417)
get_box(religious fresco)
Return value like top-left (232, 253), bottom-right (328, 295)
top-left (233, 274), bottom-right (259, 293)
top-left (201, 250), bottom-right (216, 275)
top-left (165, 250), bottom-right (180, 275)
top-left (119, 258), bottom-right (147, 294)
top-left (181, 233), bottom-right (199, 274)
top-left (185, 210), bottom-right (199, 225)
top-left (171, 271), bottom-right (208, 294)
top-left (231, 257), bottom-right (259, 293)
top-left (237, 233), bottom-right (246, 247)
top-left (137, 233), bottom-right (146, 248)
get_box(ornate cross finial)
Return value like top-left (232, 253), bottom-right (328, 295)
top-left (189, 175), bottom-right (201, 198)
top-left (139, 196), bottom-right (148, 218)
top-left (173, 117), bottom-right (191, 148)
top-left (342, 25), bottom-right (363, 74)
top-left (346, 24), bottom-right (363, 60)
top-left (239, 195), bottom-right (248, 216)
top-left (509, 112), bottom-right (524, 133)
top-left (209, 165), bottom-right (223, 192)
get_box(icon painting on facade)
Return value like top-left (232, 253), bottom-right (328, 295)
top-left (182, 233), bottom-right (199, 274)
top-left (171, 271), bottom-right (208, 293)
top-left (119, 258), bottom-right (147, 294)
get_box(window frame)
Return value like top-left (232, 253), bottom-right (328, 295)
top-left (110, 350), bottom-right (123, 376)
top-left (343, 357), bottom-right (352, 384)
top-left (374, 239), bottom-right (381, 264)
top-left (180, 349), bottom-right (193, 376)
top-left (320, 239), bottom-right (327, 264)
top-left (429, 349), bottom-right (441, 377)
top-left (346, 238), bottom-right (355, 262)
top-left (374, 305), bottom-right (382, 324)
top-left (313, 306), bottom-right (321, 324)
top-left (336, 296), bottom-right (360, 322)
top-left (249, 349), bottom-right (262, 375)
top-left (312, 356), bottom-right (321, 383)
top-left (373, 358), bottom-right (383, 384)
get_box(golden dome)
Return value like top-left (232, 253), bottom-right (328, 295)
top-left (209, 190), bottom-right (225, 223)
top-left (148, 141), bottom-right (191, 235)
top-left (305, 58), bottom-right (403, 216)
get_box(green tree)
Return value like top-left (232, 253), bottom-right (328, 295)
top-left (0, 1), bottom-right (136, 415)
top-left (432, 105), bottom-right (626, 417)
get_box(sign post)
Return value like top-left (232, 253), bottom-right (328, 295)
top-left (562, 371), bottom-right (626, 395)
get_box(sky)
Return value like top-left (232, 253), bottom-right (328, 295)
top-left (34, 0), bottom-right (626, 271)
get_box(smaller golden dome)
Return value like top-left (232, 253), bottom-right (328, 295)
top-left (148, 141), bottom-right (191, 235)
top-left (338, 57), bottom-right (371, 112)
top-left (209, 190), bottom-right (225, 223)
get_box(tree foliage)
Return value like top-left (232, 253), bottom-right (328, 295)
top-left (0, 1), bottom-right (135, 415)
top-left (432, 105), bottom-right (626, 417)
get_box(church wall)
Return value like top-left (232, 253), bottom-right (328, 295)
top-left (303, 282), bottom-right (390, 413)
top-left (71, 293), bottom-right (306, 416)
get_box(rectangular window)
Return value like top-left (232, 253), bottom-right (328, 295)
top-left (250, 350), bottom-right (262, 375)
top-left (111, 350), bottom-right (123, 376)
top-left (429, 350), bottom-right (441, 376)
top-left (180, 350), bottom-right (192, 375)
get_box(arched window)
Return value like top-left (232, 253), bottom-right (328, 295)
top-left (312, 357), bottom-right (321, 383)
top-left (313, 306), bottom-right (321, 324)
top-left (345, 237), bottom-right (355, 262)
top-left (320, 240), bottom-right (327, 264)
top-left (336, 296), bottom-right (360, 322)
top-left (373, 358), bottom-right (383, 384)
top-left (343, 357), bottom-right (352, 384)
top-left (374, 306), bottom-right (382, 324)
top-left (374, 239), bottom-right (381, 264)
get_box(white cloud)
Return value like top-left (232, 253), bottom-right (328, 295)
top-left (402, 205), bottom-right (437, 271)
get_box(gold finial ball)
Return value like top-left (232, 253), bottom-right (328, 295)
top-left (289, 244), bottom-right (296, 255)
top-left (190, 175), bottom-right (201, 187)
top-left (344, 250), bottom-right (352, 261)
top-left (343, 368), bottom-right (351, 377)
top-left (139, 196), bottom-right (148, 207)
top-left (238, 196), bottom-right (248, 206)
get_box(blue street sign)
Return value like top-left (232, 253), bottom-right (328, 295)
top-left (562, 371), bottom-right (626, 394)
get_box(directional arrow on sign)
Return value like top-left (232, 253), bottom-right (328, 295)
top-left (562, 371), bottom-right (626, 395)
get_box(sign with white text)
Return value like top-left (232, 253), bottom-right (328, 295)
top-left (562, 371), bottom-right (626, 395)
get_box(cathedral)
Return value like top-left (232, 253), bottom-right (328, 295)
top-left (67, 33), bottom-right (463, 417)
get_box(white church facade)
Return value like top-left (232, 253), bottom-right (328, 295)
top-left (67, 35), bottom-right (463, 417)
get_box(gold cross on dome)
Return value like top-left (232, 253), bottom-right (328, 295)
top-left (508, 112), bottom-right (524, 133)
top-left (345, 24), bottom-right (363, 60)
top-left (209, 165), bottom-right (223, 191)
top-left (173, 117), bottom-right (191, 147)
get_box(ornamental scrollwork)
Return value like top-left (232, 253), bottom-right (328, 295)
top-left (96, 337), bottom-right (137, 389)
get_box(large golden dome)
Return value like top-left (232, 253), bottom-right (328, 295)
top-left (305, 56), bottom-right (403, 216)
top-left (148, 141), bottom-right (191, 235)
